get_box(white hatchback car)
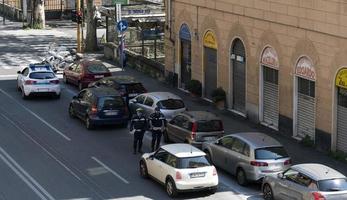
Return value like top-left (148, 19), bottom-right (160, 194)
top-left (17, 63), bottom-right (61, 99)
top-left (139, 143), bottom-right (218, 197)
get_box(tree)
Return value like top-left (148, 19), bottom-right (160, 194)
top-left (85, 0), bottom-right (98, 51)
top-left (31, 0), bottom-right (45, 29)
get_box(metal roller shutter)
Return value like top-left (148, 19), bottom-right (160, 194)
top-left (337, 105), bottom-right (347, 153)
top-left (204, 47), bottom-right (217, 100)
top-left (297, 93), bottom-right (316, 139)
top-left (263, 81), bottom-right (279, 128)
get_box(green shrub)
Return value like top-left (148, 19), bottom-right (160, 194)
top-left (211, 87), bottom-right (226, 103)
top-left (186, 80), bottom-right (202, 96)
top-left (329, 151), bottom-right (347, 163)
top-left (300, 135), bottom-right (315, 147)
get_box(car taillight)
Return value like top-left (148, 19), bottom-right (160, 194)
top-left (25, 80), bottom-right (37, 85)
top-left (250, 161), bottom-right (268, 167)
top-left (175, 171), bottom-right (182, 180)
top-left (284, 159), bottom-right (291, 165)
top-left (191, 122), bottom-right (197, 140)
top-left (91, 104), bottom-right (98, 114)
top-left (50, 80), bottom-right (60, 84)
top-left (213, 167), bottom-right (217, 176)
top-left (312, 192), bottom-right (326, 200)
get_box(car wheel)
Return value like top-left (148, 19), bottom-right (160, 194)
top-left (85, 116), bottom-right (93, 130)
top-left (166, 178), bottom-right (178, 198)
top-left (21, 89), bottom-right (28, 99)
top-left (236, 168), bottom-right (248, 186)
top-left (69, 105), bottom-right (75, 118)
top-left (63, 75), bottom-right (68, 84)
top-left (163, 131), bottom-right (170, 143)
top-left (78, 82), bottom-right (83, 91)
top-left (263, 184), bottom-right (274, 200)
top-left (139, 160), bottom-right (148, 179)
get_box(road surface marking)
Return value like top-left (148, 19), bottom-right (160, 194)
top-left (0, 88), bottom-right (71, 141)
top-left (0, 146), bottom-right (55, 200)
top-left (0, 113), bottom-right (81, 181)
top-left (91, 156), bottom-right (130, 184)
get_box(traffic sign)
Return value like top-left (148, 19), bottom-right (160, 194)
top-left (117, 20), bottom-right (128, 32)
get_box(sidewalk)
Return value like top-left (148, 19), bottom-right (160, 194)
top-left (101, 58), bottom-right (347, 176)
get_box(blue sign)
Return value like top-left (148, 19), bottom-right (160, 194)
top-left (117, 20), bottom-right (128, 32)
top-left (179, 23), bottom-right (191, 41)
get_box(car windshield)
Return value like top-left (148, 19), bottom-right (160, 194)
top-left (87, 64), bottom-right (109, 73)
top-left (29, 72), bottom-right (55, 79)
top-left (126, 83), bottom-right (146, 93)
top-left (98, 96), bottom-right (125, 110)
top-left (318, 178), bottom-right (347, 191)
top-left (196, 120), bottom-right (223, 132)
top-left (178, 156), bottom-right (211, 169)
top-left (157, 99), bottom-right (185, 110)
top-left (255, 146), bottom-right (289, 160)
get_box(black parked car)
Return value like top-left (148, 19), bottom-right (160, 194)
top-left (69, 87), bottom-right (129, 129)
top-left (88, 75), bottom-right (147, 104)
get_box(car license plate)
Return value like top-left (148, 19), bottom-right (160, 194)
top-left (204, 136), bottom-right (216, 141)
top-left (190, 172), bottom-right (205, 178)
top-left (128, 93), bottom-right (138, 97)
top-left (38, 88), bottom-right (49, 92)
top-left (105, 111), bottom-right (118, 116)
top-left (95, 75), bottom-right (104, 78)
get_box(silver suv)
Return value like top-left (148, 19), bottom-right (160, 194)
top-left (202, 132), bottom-right (291, 186)
top-left (164, 111), bottom-right (224, 147)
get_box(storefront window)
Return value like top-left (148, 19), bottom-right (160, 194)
top-left (263, 67), bottom-right (278, 84)
top-left (298, 77), bottom-right (315, 97)
top-left (338, 88), bottom-right (347, 107)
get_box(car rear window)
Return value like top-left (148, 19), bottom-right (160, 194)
top-left (318, 178), bottom-right (347, 191)
top-left (29, 72), bottom-right (55, 79)
top-left (178, 156), bottom-right (211, 169)
top-left (87, 64), bottom-right (109, 73)
top-left (255, 146), bottom-right (289, 160)
top-left (98, 96), bottom-right (125, 110)
top-left (157, 99), bottom-right (185, 110)
top-left (126, 83), bottom-right (146, 93)
top-left (197, 120), bottom-right (223, 132)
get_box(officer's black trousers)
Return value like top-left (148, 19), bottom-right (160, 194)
top-left (151, 130), bottom-right (162, 152)
top-left (133, 131), bottom-right (145, 152)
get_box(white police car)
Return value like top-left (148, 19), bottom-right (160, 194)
top-left (17, 64), bottom-right (61, 99)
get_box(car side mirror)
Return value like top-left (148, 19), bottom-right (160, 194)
top-left (17, 71), bottom-right (21, 74)
top-left (148, 155), bottom-right (154, 160)
top-left (68, 66), bottom-right (73, 70)
top-left (53, 69), bottom-right (58, 73)
top-left (132, 99), bottom-right (137, 103)
top-left (278, 173), bottom-right (284, 179)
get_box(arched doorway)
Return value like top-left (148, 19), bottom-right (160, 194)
top-left (230, 39), bottom-right (246, 114)
top-left (260, 47), bottom-right (279, 130)
top-left (335, 68), bottom-right (347, 153)
top-left (179, 23), bottom-right (192, 90)
top-left (294, 56), bottom-right (316, 140)
top-left (203, 31), bottom-right (217, 100)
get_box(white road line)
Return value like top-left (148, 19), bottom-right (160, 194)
top-left (0, 113), bottom-right (81, 181)
top-left (91, 156), bottom-right (130, 184)
top-left (0, 146), bottom-right (55, 200)
top-left (0, 88), bottom-right (71, 141)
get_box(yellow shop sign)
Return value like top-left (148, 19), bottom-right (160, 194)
top-left (203, 31), bottom-right (217, 49)
top-left (336, 68), bottom-right (347, 89)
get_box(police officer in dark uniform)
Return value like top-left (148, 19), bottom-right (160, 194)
top-left (130, 108), bottom-right (147, 154)
top-left (148, 107), bottom-right (166, 152)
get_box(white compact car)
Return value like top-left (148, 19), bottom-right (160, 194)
top-left (17, 63), bottom-right (61, 99)
top-left (139, 143), bottom-right (218, 197)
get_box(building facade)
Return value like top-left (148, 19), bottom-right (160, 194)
top-left (164, 0), bottom-right (347, 153)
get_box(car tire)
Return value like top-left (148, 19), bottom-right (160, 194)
top-left (163, 131), bottom-right (170, 143)
top-left (236, 168), bottom-right (248, 186)
top-left (69, 105), bottom-right (75, 118)
top-left (21, 89), bottom-right (28, 100)
top-left (85, 116), bottom-right (94, 130)
top-left (78, 82), bottom-right (83, 91)
top-left (17, 84), bottom-right (21, 91)
top-left (166, 178), bottom-right (178, 198)
top-left (263, 184), bottom-right (274, 200)
top-left (63, 75), bottom-right (68, 84)
top-left (139, 160), bottom-right (148, 179)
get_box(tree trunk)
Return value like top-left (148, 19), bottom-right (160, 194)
top-left (32, 0), bottom-right (45, 29)
top-left (85, 0), bottom-right (97, 52)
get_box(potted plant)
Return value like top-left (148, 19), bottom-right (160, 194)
top-left (186, 79), bottom-right (202, 97)
top-left (211, 87), bottom-right (226, 110)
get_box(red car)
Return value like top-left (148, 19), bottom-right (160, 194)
top-left (63, 59), bottom-right (112, 90)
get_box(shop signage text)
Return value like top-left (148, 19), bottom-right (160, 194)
top-left (295, 56), bottom-right (316, 81)
top-left (203, 31), bottom-right (217, 49)
top-left (261, 47), bottom-right (279, 69)
top-left (336, 68), bottom-right (347, 89)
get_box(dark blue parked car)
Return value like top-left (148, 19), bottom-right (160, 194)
top-left (69, 87), bottom-right (129, 129)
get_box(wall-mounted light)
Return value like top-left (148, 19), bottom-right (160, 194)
top-left (194, 28), bottom-right (199, 40)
